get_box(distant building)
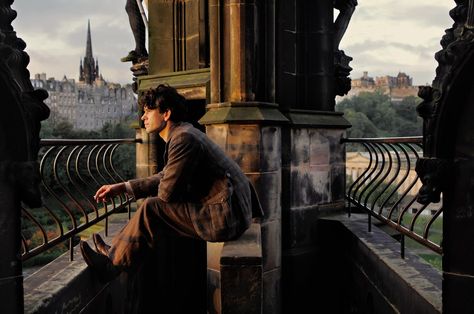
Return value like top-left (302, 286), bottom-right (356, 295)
top-left (338, 71), bottom-right (420, 103)
top-left (31, 21), bottom-right (137, 130)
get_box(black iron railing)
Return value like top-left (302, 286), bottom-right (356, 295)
top-left (21, 138), bottom-right (138, 261)
top-left (343, 137), bottom-right (443, 256)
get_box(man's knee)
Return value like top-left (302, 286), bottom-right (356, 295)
top-left (139, 197), bottom-right (162, 217)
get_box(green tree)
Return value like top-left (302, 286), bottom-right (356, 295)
top-left (336, 91), bottom-right (423, 138)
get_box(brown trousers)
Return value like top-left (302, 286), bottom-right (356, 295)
top-left (109, 197), bottom-right (200, 268)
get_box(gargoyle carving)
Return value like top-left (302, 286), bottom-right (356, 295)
top-left (415, 158), bottom-right (450, 204)
top-left (334, 0), bottom-right (358, 97)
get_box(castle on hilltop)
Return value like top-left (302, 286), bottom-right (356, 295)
top-left (31, 21), bottom-right (136, 131)
top-left (339, 71), bottom-right (420, 103)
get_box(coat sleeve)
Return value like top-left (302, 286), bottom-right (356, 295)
top-left (128, 171), bottom-right (164, 199)
top-left (158, 133), bottom-right (202, 202)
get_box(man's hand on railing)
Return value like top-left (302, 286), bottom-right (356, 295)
top-left (94, 183), bottom-right (127, 203)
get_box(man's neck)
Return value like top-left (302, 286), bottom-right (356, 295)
top-left (159, 121), bottom-right (176, 142)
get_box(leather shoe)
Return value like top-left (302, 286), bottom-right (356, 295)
top-left (93, 233), bottom-right (111, 257)
top-left (80, 241), bottom-right (121, 283)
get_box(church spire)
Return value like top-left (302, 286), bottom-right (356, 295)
top-left (86, 19), bottom-right (93, 60)
top-left (79, 19), bottom-right (98, 85)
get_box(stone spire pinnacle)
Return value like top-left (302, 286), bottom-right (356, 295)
top-left (86, 19), bottom-right (93, 59)
top-left (79, 19), bottom-right (98, 85)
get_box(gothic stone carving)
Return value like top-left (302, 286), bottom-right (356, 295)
top-left (334, 0), bottom-right (358, 97)
top-left (0, 0), bottom-right (50, 207)
top-left (416, 0), bottom-right (474, 203)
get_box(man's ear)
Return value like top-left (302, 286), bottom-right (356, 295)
top-left (163, 109), bottom-right (171, 121)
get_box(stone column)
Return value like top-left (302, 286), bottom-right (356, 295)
top-left (149, 0), bottom-right (208, 74)
top-left (276, 0), bottom-right (334, 111)
top-left (130, 1), bottom-right (208, 313)
top-left (204, 1), bottom-right (286, 313)
top-left (275, 1), bottom-right (351, 312)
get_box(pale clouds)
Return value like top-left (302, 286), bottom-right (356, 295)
top-left (11, 0), bottom-right (456, 86)
top-left (341, 0), bottom-right (455, 85)
top-left (12, 0), bottom-right (136, 84)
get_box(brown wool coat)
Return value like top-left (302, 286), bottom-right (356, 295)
top-left (128, 122), bottom-right (263, 242)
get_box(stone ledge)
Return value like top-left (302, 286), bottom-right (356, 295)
top-left (220, 223), bottom-right (262, 266)
top-left (199, 102), bottom-right (289, 125)
top-left (284, 110), bottom-right (351, 129)
top-left (220, 223), bottom-right (263, 314)
top-left (319, 214), bottom-right (442, 313)
top-left (23, 215), bottom-right (130, 314)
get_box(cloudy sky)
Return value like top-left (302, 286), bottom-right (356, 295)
top-left (12, 0), bottom-right (455, 86)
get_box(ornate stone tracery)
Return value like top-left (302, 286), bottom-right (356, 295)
top-left (0, 0), bottom-right (49, 207)
top-left (415, 0), bottom-right (474, 204)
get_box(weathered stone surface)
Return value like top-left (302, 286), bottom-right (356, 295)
top-left (260, 126), bottom-right (281, 172)
top-left (220, 223), bottom-right (263, 314)
top-left (263, 268), bottom-right (281, 314)
top-left (205, 124), bottom-right (229, 151)
top-left (261, 220), bottom-right (282, 271)
top-left (285, 110), bottom-right (352, 128)
top-left (290, 165), bottom-right (331, 208)
top-left (331, 163), bottom-right (346, 202)
top-left (283, 205), bottom-right (320, 250)
top-left (290, 128), bottom-right (310, 167)
top-left (326, 129), bottom-right (345, 164)
top-left (309, 129), bottom-right (330, 166)
top-left (199, 102), bottom-right (289, 125)
top-left (246, 171), bottom-right (281, 221)
top-left (226, 124), bottom-right (261, 172)
top-left (317, 215), bottom-right (442, 314)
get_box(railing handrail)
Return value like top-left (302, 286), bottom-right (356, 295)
top-left (22, 138), bottom-right (138, 262)
top-left (40, 138), bottom-right (140, 146)
top-left (342, 136), bottom-right (422, 144)
top-left (343, 136), bottom-right (443, 257)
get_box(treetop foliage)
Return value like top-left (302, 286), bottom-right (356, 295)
top-left (336, 91), bottom-right (423, 138)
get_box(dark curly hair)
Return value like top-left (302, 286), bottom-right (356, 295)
top-left (141, 84), bottom-right (187, 122)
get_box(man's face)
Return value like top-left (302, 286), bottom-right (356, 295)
top-left (141, 106), bottom-right (167, 134)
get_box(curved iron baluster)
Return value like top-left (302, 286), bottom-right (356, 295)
top-left (387, 143), bottom-right (412, 220)
top-left (103, 144), bottom-right (125, 206)
top-left (110, 144), bottom-right (133, 218)
top-left (66, 145), bottom-right (96, 218)
top-left (370, 142), bottom-right (394, 213)
top-left (76, 145), bottom-right (100, 219)
top-left (347, 143), bottom-right (373, 213)
top-left (355, 143), bottom-right (379, 204)
top-left (55, 145), bottom-right (89, 225)
top-left (423, 205), bottom-right (443, 242)
top-left (21, 208), bottom-right (48, 246)
top-left (362, 143), bottom-right (386, 209)
top-left (51, 146), bottom-right (78, 230)
top-left (39, 146), bottom-right (66, 236)
top-left (378, 143), bottom-right (402, 214)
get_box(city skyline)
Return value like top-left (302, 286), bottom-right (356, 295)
top-left (12, 0), bottom-right (454, 86)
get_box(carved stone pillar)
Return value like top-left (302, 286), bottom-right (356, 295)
top-left (274, 1), bottom-right (352, 312)
top-left (149, 0), bottom-right (209, 74)
top-left (276, 0), bottom-right (334, 111)
top-left (415, 2), bottom-right (474, 312)
top-left (0, 1), bottom-right (50, 313)
top-left (204, 1), bottom-right (287, 313)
